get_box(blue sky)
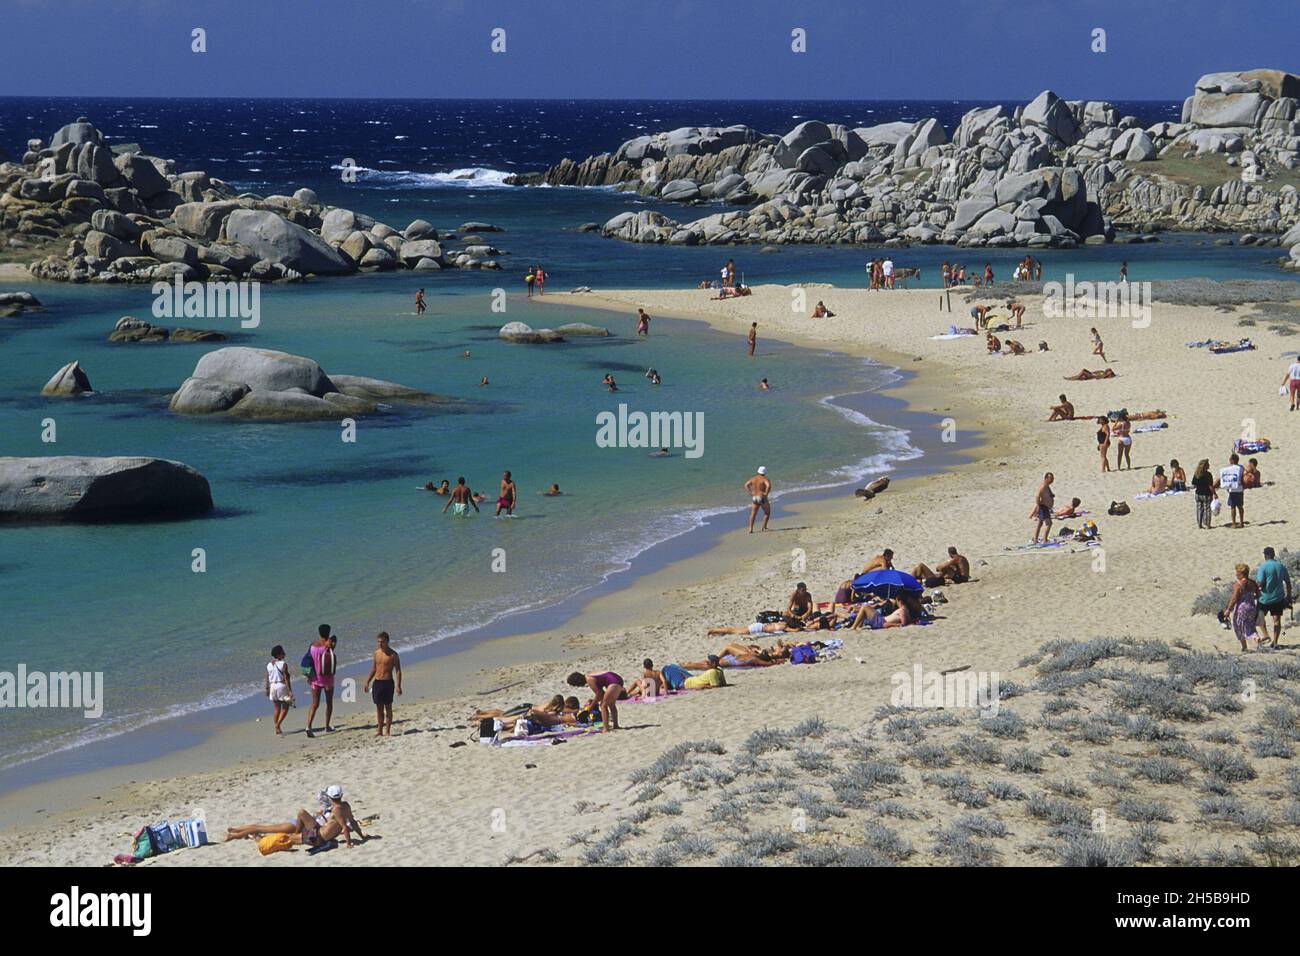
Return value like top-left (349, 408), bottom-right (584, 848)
top-left (1, 0), bottom-right (1297, 100)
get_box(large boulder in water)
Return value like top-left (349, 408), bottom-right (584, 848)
top-left (191, 347), bottom-right (335, 396)
top-left (499, 322), bottom-right (564, 343)
top-left (41, 361), bottom-right (93, 396)
top-left (0, 456), bottom-right (212, 522)
top-left (223, 209), bottom-right (352, 275)
top-left (226, 389), bottom-right (368, 421)
top-left (554, 323), bottom-right (610, 337)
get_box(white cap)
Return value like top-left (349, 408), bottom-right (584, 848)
top-left (326, 784), bottom-right (343, 799)
top-left (757, 466), bottom-right (767, 475)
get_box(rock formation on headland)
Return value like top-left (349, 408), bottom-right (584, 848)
top-left (1, 118), bottom-right (508, 283)
top-left (169, 346), bottom-right (454, 421)
top-left (510, 70), bottom-right (1300, 266)
top-left (0, 456), bottom-right (213, 521)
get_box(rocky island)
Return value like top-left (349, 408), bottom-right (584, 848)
top-left (511, 69), bottom-right (1300, 269)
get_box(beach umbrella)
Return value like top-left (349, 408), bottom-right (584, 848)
top-left (850, 568), bottom-right (923, 598)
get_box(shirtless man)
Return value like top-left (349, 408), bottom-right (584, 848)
top-left (911, 546), bottom-right (970, 586)
top-left (363, 631), bottom-right (402, 737)
top-left (415, 288), bottom-right (427, 315)
top-left (747, 323), bottom-right (757, 356)
top-left (495, 470), bottom-right (517, 517)
top-left (1048, 394), bottom-right (1075, 421)
top-left (861, 549), bottom-right (894, 574)
top-left (970, 305), bottom-right (991, 330)
top-left (442, 476), bottom-right (480, 516)
top-left (1031, 472), bottom-right (1056, 544)
top-left (745, 466), bottom-right (771, 532)
top-left (786, 582), bottom-right (816, 621)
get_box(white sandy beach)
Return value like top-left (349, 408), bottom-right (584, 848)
top-left (4, 282), bottom-right (1300, 867)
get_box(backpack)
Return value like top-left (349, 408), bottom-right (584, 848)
top-left (790, 644), bottom-right (817, 665)
top-left (1107, 501), bottom-right (1130, 516)
top-left (301, 648), bottom-right (316, 679)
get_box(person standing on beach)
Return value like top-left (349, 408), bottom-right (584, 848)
top-left (1119, 261), bottom-right (1128, 283)
top-left (415, 288), bottom-right (426, 315)
top-left (1192, 458), bottom-right (1216, 529)
top-left (1113, 412), bottom-right (1133, 470)
top-left (495, 470), bottom-right (517, 517)
top-left (443, 476), bottom-right (480, 516)
top-left (306, 627), bottom-right (337, 738)
top-left (745, 466), bottom-right (772, 533)
top-left (1254, 547), bottom-right (1292, 647)
top-left (1280, 356), bottom-right (1300, 411)
top-left (636, 308), bottom-right (650, 337)
top-left (525, 266), bottom-right (535, 298)
top-left (364, 631), bottom-right (402, 737)
top-left (265, 645), bottom-right (294, 735)
top-left (1224, 563), bottom-right (1263, 651)
top-left (1030, 472), bottom-right (1055, 544)
top-left (1218, 453), bottom-right (1246, 529)
top-left (535, 265), bottom-right (546, 295)
top-left (748, 322), bottom-right (757, 357)
top-left (1096, 417), bottom-right (1112, 472)
top-left (882, 257), bottom-right (895, 290)
top-left (984, 263), bottom-right (994, 286)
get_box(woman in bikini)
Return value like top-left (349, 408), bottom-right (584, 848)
top-left (1169, 459), bottom-right (1187, 492)
top-left (1091, 327), bottom-right (1107, 363)
top-left (1113, 412), bottom-right (1133, 470)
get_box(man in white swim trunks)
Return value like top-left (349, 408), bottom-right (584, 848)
top-left (744, 466), bottom-right (772, 533)
top-left (442, 476), bottom-right (480, 517)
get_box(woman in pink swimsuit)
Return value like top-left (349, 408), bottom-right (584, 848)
top-left (567, 670), bottom-right (623, 732)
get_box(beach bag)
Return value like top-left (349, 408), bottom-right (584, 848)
top-left (1075, 519), bottom-right (1099, 541)
top-left (1107, 501), bottom-right (1130, 516)
top-left (146, 820), bottom-right (179, 854)
top-left (173, 818), bottom-right (208, 848)
top-left (478, 718), bottom-right (496, 743)
top-left (1211, 498), bottom-right (1223, 515)
top-left (756, 610), bottom-right (783, 624)
top-left (114, 825), bottom-right (155, 865)
top-left (790, 644), bottom-right (817, 665)
top-left (257, 833), bottom-right (295, 855)
top-left (300, 649), bottom-right (315, 679)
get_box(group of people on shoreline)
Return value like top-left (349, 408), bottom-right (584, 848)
top-left (264, 625), bottom-right (403, 739)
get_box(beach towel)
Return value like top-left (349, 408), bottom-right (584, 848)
top-left (929, 332), bottom-right (975, 340)
top-left (1133, 490), bottom-right (1185, 500)
top-left (1133, 421), bottom-right (1168, 433)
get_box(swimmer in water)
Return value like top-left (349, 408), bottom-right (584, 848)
top-left (544, 483), bottom-right (562, 496)
top-left (426, 479), bottom-right (450, 495)
top-left (602, 374), bottom-right (619, 392)
top-left (463, 350), bottom-right (471, 358)
top-left (480, 376), bottom-right (489, 386)
top-left (651, 448), bottom-right (670, 458)
top-left (759, 378), bottom-right (769, 390)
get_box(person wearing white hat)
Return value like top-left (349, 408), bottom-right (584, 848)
top-left (744, 466), bottom-right (772, 533)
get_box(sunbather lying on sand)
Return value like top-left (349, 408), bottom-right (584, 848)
top-left (1054, 497), bottom-right (1083, 518)
top-left (682, 643), bottom-right (786, 668)
top-left (470, 695), bottom-right (568, 723)
top-left (1065, 368), bottom-right (1116, 380)
top-left (707, 619), bottom-right (795, 637)
top-left (225, 792), bottom-right (365, 848)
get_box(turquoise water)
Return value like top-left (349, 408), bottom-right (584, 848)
top-left (0, 274), bottom-right (919, 768)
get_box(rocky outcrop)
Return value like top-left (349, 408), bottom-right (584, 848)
top-left (4, 117), bottom-right (509, 283)
top-left (109, 316), bottom-right (226, 343)
top-left (40, 361), bottom-right (93, 396)
top-left (499, 322), bottom-right (565, 343)
top-left (0, 456), bottom-right (213, 522)
top-left (514, 70), bottom-right (1300, 256)
top-left (169, 347), bottom-right (446, 421)
top-left (554, 323), bottom-right (611, 337)
top-left (0, 291), bottom-right (41, 317)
